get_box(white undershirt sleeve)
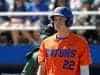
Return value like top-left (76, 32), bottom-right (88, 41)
top-left (80, 65), bottom-right (90, 75)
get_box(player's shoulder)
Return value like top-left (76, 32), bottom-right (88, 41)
top-left (72, 32), bottom-right (88, 45)
top-left (42, 34), bottom-right (56, 43)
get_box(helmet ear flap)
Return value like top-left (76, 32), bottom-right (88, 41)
top-left (65, 20), bottom-right (70, 27)
top-left (65, 17), bottom-right (73, 27)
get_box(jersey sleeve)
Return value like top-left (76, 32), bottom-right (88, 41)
top-left (38, 41), bottom-right (46, 64)
top-left (79, 39), bottom-right (92, 65)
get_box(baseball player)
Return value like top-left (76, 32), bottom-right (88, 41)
top-left (37, 6), bottom-right (92, 75)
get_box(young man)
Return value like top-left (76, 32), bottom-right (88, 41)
top-left (37, 7), bottom-right (92, 75)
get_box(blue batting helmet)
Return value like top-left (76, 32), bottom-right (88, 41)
top-left (51, 7), bottom-right (73, 26)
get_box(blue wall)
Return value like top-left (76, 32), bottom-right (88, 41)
top-left (91, 44), bottom-right (100, 64)
top-left (0, 44), bottom-right (33, 64)
top-left (0, 44), bottom-right (99, 64)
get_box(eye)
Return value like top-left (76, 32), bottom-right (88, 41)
top-left (54, 17), bottom-right (61, 21)
top-left (53, 16), bottom-right (66, 22)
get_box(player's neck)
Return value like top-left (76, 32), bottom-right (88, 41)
top-left (57, 27), bottom-right (70, 38)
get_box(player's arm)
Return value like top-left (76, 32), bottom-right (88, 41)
top-left (37, 65), bottom-right (42, 75)
top-left (79, 38), bottom-right (92, 75)
top-left (37, 63), bottom-right (46, 75)
top-left (80, 65), bottom-right (90, 75)
top-left (37, 41), bottom-right (47, 75)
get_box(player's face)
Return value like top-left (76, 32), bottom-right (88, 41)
top-left (53, 15), bottom-right (66, 31)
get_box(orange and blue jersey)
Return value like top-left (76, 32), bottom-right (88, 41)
top-left (38, 32), bottom-right (92, 75)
